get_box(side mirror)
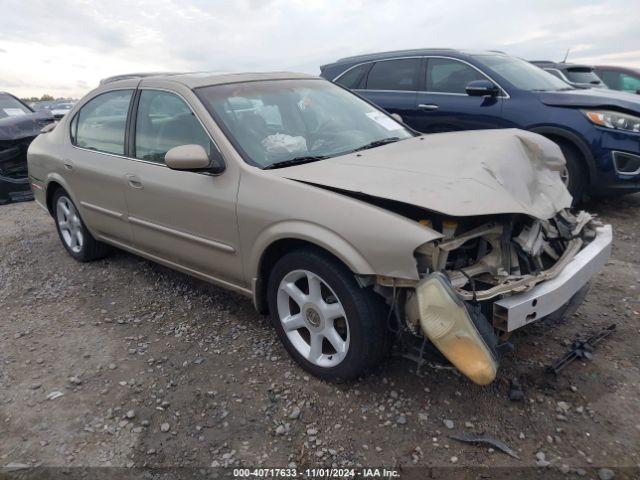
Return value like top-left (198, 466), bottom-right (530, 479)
top-left (636, 89), bottom-right (640, 95)
top-left (466, 80), bottom-right (500, 97)
top-left (165, 144), bottom-right (224, 173)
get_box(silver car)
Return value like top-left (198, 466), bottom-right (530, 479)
top-left (27, 72), bottom-right (612, 384)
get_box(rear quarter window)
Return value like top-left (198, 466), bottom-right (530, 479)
top-left (335, 63), bottom-right (370, 89)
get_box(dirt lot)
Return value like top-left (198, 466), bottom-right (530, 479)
top-left (1, 197), bottom-right (639, 478)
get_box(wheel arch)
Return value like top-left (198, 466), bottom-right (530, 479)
top-left (45, 176), bottom-right (71, 216)
top-left (250, 226), bottom-right (376, 314)
top-left (529, 126), bottom-right (595, 184)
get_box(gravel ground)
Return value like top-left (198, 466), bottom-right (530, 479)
top-left (1, 197), bottom-right (639, 478)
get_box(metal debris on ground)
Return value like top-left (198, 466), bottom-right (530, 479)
top-left (547, 324), bottom-right (616, 375)
top-left (450, 433), bottom-right (521, 460)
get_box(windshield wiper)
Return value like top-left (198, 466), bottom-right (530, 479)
top-left (353, 137), bottom-right (402, 152)
top-left (263, 155), bottom-right (329, 170)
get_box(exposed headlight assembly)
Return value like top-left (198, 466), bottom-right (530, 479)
top-left (414, 272), bottom-right (497, 385)
top-left (582, 110), bottom-right (640, 133)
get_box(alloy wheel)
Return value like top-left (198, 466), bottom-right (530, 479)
top-left (56, 196), bottom-right (84, 253)
top-left (276, 269), bottom-right (350, 368)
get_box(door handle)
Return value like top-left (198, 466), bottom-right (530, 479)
top-left (418, 104), bottom-right (439, 111)
top-left (126, 174), bottom-right (143, 189)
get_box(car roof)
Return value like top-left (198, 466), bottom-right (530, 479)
top-left (324, 48), bottom-right (504, 67)
top-left (100, 71), bottom-right (318, 90)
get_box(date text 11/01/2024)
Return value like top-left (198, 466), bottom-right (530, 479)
top-left (233, 468), bottom-right (400, 478)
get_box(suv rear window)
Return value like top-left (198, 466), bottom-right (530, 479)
top-left (365, 59), bottom-right (420, 91)
top-left (565, 68), bottom-right (602, 85)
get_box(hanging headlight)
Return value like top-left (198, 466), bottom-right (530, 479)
top-left (414, 272), bottom-right (497, 385)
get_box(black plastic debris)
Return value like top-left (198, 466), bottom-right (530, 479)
top-left (547, 324), bottom-right (616, 375)
top-left (450, 433), bottom-right (521, 460)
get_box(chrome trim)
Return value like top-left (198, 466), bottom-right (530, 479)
top-left (333, 55), bottom-right (424, 84)
top-left (80, 201), bottom-right (125, 219)
top-left (613, 151), bottom-right (640, 176)
top-left (97, 234), bottom-right (251, 296)
top-left (354, 89), bottom-right (419, 94)
top-left (128, 216), bottom-right (236, 253)
top-left (494, 225), bottom-right (612, 332)
top-left (334, 55), bottom-right (510, 99)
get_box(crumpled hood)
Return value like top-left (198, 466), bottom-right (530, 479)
top-left (271, 129), bottom-right (572, 220)
top-left (536, 88), bottom-right (640, 113)
top-left (0, 110), bottom-right (54, 141)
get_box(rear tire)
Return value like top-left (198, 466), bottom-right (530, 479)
top-left (267, 247), bottom-right (390, 381)
top-left (52, 188), bottom-right (110, 262)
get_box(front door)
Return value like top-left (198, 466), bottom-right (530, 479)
top-left (123, 89), bottom-right (242, 285)
top-left (412, 57), bottom-right (506, 133)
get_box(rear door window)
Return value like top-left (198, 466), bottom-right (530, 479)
top-left (74, 90), bottom-right (133, 155)
top-left (365, 59), bottom-right (420, 91)
top-left (134, 90), bottom-right (211, 163)
top-left (426, 58), bottom-right (486, 94)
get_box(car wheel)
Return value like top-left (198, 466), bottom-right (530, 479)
top-left (53, 189), bottom-right (110, 262)
top-left (557, 141), bottom-right (588, 205)
top-left (267, 247), bottom-right (389, 381)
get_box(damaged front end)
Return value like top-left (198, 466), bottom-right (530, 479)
top-left (380, 210), bottom-right (612, 385)
top-left (0, 100), bottom-right (54, 205)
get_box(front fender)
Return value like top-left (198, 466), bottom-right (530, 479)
top-left (239, 171), bottom-right (442, 284)
top-left (249, 220), bottom-right (376, 282)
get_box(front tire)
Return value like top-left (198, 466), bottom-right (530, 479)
top-left (556, 140), bottom-right (588, 205)
top-left (267, 247), bottom-right (389, 381)
top-left (52, 189), bottom-right (110, 262)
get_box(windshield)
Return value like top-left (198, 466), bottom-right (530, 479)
top-left (473, 55), bottom-right (573, 91)
top-left (196, 79), bottom-right (414, 168)
top-left (53, 103), bottom-right (73, 110)
top-left (0, 94), bottom-right (32, 119)
top-left (565, 68), bottom-right (604, 85)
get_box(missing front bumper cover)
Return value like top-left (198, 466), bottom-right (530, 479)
top-left (493, 225), bottom-right (612, 332)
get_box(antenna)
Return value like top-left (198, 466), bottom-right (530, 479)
top-left (562, 48), bottom-right (571, 63)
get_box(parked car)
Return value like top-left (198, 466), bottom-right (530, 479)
top-left (50, 101), bottom-right (75, 119)
top-left (593, 66), bottom-right (640, 94)
top-left (0, 92), bottom-right (54, 204)
top-left (529, 61), bottom-right (607, 89)
top-left (320, 49), bottom-right (640, 202)
top-left (28, 72), bottom-right (611, 384)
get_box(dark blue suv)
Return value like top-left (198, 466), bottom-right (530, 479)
top-left (320, 49), bottom-right (640, 201)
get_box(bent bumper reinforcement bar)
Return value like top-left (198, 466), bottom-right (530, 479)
top-left (493, 225), bottom-right (612, 332)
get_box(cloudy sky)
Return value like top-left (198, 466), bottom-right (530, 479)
top-left (1, 0), bottom-right (638, 98)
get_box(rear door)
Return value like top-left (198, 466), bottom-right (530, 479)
top-left (67, 86), bottom-right (135, 244)
top-left (413, 57), bottom-right (506, 133)
top-left (353, 58), bottom-right (422, 126)
top-left (122, 85), bottom-right (243, 286)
